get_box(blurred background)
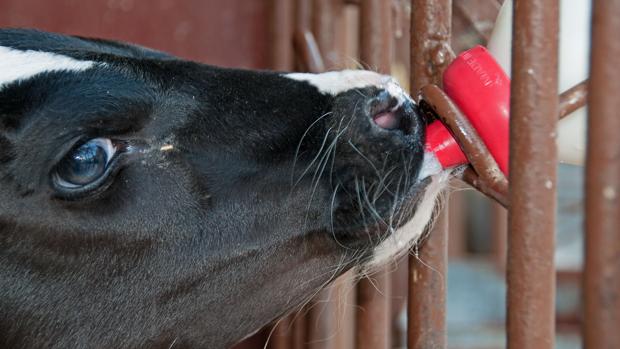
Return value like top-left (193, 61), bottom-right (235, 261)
top-left (0, 1), bottom-right (583, 348)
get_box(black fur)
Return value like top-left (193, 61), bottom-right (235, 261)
top-left (0, 29), bottom-right (429, 348)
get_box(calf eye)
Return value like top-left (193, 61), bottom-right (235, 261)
top-left (54, 138), bottom-right (117, 189)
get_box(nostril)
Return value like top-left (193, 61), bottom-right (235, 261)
top-left (373, 111), bottom-right (402, 130)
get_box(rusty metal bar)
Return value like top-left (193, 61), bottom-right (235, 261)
top-left (408, 212), bottom-right (449, 349)
top-left (419, 85), bottom-right (509, 207)
top-left (359, 0), bottom-right (392, 72)
top-left (558, 80), bottom-right (588, 119)
top-left (356, 273), bottom-right (391, 349)
top-left (293, 30), bottom-right (327, 73)
top-left (408, 1), bottom-right (452, 348)
top-left (295, 0), bottom-right (312, 34)
top-left (306, 288), bottom-right (338, 349)
top-left (292, 311), bottom-right (307, 349)
top-left (410, 1), bottom-right (454, 91)
top-left (583, 1), bottom-right (620, 348)
top-left (304, 3), bottom-right (350, 349)
top-left (312, 0), bottom-right (337, 68)
top-left (270, 0), bottom-right (294, 71)
top-left (268, 316), bottom-right (293, 349)
top-left (507, 0), bottom-right (559, 348)
top-left (355, 1), bottom-right (393, 349)
top-left (267, 2), bottom-right (297, 347)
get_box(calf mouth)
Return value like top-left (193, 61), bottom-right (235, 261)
top-left (317, 87), bottom-right (428, 243)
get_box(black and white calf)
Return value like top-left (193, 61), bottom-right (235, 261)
top-left (0, 29), bottom-right (447, 348)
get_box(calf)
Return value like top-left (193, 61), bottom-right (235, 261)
top-left (0, 29), bottom-right (447, 348)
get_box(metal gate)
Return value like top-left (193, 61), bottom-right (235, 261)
top-left (267, 0), bottom-right (620, 348)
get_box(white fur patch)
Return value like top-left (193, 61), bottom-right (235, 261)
top-left (366, 154), bottom-right (450, 269)
top-left (285, 70), bottom-right (408, 106)
top-left (0, 46), bottom-right (96, 90)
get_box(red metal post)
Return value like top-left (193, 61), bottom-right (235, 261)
top-left (355, 1), bottom-right (393, 349)
top-left (583, 1), bottom-right (620, 348)
top-left (408, 1), bottom-right (452, 348)
top-left (507, 0), bottom-right (559, 348)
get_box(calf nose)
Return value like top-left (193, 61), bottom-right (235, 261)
top-left (367, 90), bottom-right (421, 136)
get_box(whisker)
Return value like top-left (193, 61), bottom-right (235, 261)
top-left (291, 111), bottom-right (333, 187)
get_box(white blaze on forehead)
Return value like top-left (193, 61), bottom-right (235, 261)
top-left (285, 70), bottom-right (409, 105)
top-left (0, 46), bottom-right (96, 90)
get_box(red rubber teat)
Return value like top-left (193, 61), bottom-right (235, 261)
top-left (424, 45), bottom-right (510, 175)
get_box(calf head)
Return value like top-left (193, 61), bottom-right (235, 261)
top-left (0, 29), bottom-right (447, 348)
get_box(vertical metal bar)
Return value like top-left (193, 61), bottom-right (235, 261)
top-left (296, 0), bottom-right (312, 34)
top-left (270, 0), bottom-right (294, 71)
top-left (304, 2), bottom-right (344, 349)
top-left (306, 288), bottom-right (338, 349)
top-left (408, 213), bottom-right (449, 349)
top-left (359, 0), bottom-right (392, 72)
top-left (292, 1), bottom-right (313, 347)
top-left (507, 0), bottom-right (559, 348)
top-left (408, 1), bottom-right (452, 348)
top-left (268, 2), bottom-right (296, 347)
top-left (333, 275), bottom-right (356, 349)
top-left (292, 311), bottom-right (307, 349)
top-left (356, 273), bottom-right (391, 349)
top-left (268, 317), bottom-right (292, 349)
top-left (312, 0), bottom-right (337, 68)
top-left (355, 1), bottom-right (392, 349)
top-left (583, 1), bottom-right (620, 348)
top-left (409, 0), bottom-right (453, 91)
top-left (492, 202), bottom-right (508, 271)
top-left (294, 0), bottom-right (313, 73)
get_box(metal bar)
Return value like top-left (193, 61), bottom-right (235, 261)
top-left (356, 273), bottom-right (391, 349)
top-left (268, 316), bottom-right (292, 349)
top-left (295, 0), bottom-right (312, 33)
top-left (312, 0), bottom-right (337, 68)
top-left (558, 80), bottom-right (588, 120)
top-left (355, 2), bottom-right (392, 349)
top-left (409, 0), bottom-right (454, 91)
top-left (507, 0), bottom-right (559, 348)
top-left (583, 1), bottom-right (620, 348)
top-left (408, 212), bottom-right (449, 349)
top-left (333, 275), bottom-right (356, 349)
top-left (270, 0), bottom-right (294, 71)
top-left (452, 0), bottom-right (501, 42)
top-left (267, 1), bottom-right (297, 346)
top-left (293, 30), bottom-right (326, 73)
top-left (408, 1), bottom-right (452, 348)
top-left (304, 3), bottom-right (347, 348)
top-left (292, 311), bottom-right (307, 349)
top-left (491, 202), bottom-right (508, 272)
top-left (461, 168), bottom-right (509, 208)
top-left (306, 288), bottom-right (338, 349)
top-left (294, 0), bottom-right (313, 73)
top-left (359, 0), bottom-right (392, 72)
top-left (420, 85), bottom-right (509, 207)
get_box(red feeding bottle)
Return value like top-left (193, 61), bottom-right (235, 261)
top-left (424, 45), bottom-right (510, 175)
